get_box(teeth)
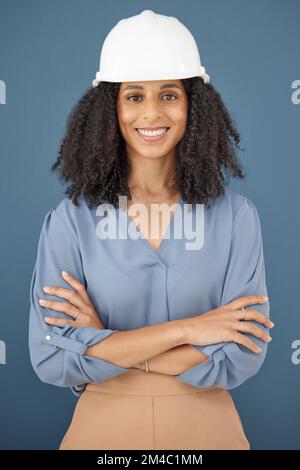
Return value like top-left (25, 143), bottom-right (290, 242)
top-left (137, 128), bottom-right (168, 137)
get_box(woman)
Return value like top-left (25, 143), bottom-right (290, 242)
top-left (29, 10), bottom-right (273, 450)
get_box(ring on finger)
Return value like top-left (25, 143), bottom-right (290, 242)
top-left (241, 307), bottom-right (246, 320)
top-left (72, 311), bottom-right (79, 321)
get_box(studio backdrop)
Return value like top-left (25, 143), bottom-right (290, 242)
top-left (0, 0), bottom-right (299, 450)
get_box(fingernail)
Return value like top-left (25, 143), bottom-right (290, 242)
top-left (44, 317), bottom-right (51, 322)
top-left (267, 336), bottom-right (272, 342)
top-left (62, 270), bottom-right (68, 276)
top-left (43, 286), bottom-right (51, 292)
top-left (256, 346), bottom-right (262, 353)
top-left (39, 299), bottom-right (47, 305)
top-left (263, 296), bottom-right (268, 301)
top-left (270, 322), bottom-right (275, 328)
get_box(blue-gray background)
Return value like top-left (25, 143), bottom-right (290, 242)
top-left (0, 0), bottom-right (299, 450)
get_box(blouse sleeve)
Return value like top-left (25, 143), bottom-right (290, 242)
top-left (28, 208), bottom-right (130, 397)
top-left (175, 197), bottom-right (270, 390)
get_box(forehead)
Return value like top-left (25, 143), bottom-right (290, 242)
top-left (119, 80), bottom-right (183, 91)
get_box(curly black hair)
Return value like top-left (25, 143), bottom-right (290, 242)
top-left (51, 77), bottom-right (246, 210)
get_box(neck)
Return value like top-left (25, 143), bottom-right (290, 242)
top-left (126, 151), bottom-right (177, 196)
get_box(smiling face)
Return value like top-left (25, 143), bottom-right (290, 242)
top-left (116, 80), bottom-right (189, 161)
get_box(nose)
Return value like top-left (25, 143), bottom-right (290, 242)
top-left (140, 97), bottom-right (164, 121)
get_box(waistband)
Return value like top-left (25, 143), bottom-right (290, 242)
top-left (85, 369), bottom-right (219, 396)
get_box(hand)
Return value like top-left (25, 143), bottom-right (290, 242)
top-left (39, 270), bottom-right (105, 330)
top-left (133, 362), bottom-right (144, 371)
top-left (184, 295), bottom-right (274, 353)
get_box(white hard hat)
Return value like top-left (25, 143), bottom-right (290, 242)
top-left (92, 9), bottom-right (210, 87)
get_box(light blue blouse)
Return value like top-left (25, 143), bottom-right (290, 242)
top-left (28, 188), bottom-right (270, 397)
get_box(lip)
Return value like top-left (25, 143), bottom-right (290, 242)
top-left (135, 127), bottom-right (170, 142)
top-left (137, 126), bottom-right (169, 131)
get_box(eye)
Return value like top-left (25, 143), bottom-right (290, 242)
top-left (162, 94), bottom-right (178, 101)
top-left (127, 95), bottom-right (142, 102)
top-left (126, 93), bottom-right (178, 103)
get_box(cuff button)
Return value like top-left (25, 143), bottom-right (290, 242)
top-left (45, 334), bottom-right (52, 341)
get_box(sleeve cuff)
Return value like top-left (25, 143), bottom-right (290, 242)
top-left (43, 332), bottom-right (87, 354)
top-left (175, 348), bottom-right (226, 388)
top-left (191, 342), bottom-right (228, 356)
top-left (42, 326), bottom-right (123, 355)
top-left (43, 326), bottom-right (130, 395)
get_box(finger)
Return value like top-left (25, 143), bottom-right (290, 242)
top-left (232, 332), bottom-right (262, 353)
top-left (44, 316), bottom-right (75, 326)
top-left (227, 295), bottom-right (268, 310)
top-left (234, 308), bottom-right (273, 328)
top-left (39, 299), bottom-right (79, 318)
top-left (233, 321), bottom-right (271, 343)
top-left (61, 271), bottom-right (93, 306)
top-left (42, 286), bottom-right (86, 310)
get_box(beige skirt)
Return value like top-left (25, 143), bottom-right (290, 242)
top-left (59, 369), bottom-right (250, 450)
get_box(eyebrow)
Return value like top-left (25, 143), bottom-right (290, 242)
top-left (122, 83), bottom-right (182, 92)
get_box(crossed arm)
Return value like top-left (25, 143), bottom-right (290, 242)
top-left (132, 345), bottom-right (209, 376)
top-left (40, 270), bottom-right (209, 377)
top-left (84, 325), bottom-right (209, 376)
top-left (30, 199), bottom-right (270, 395)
